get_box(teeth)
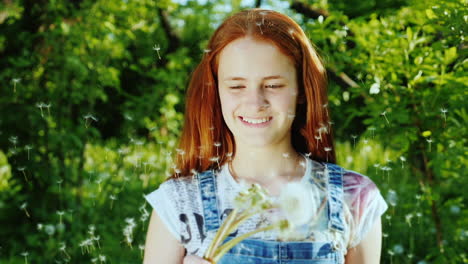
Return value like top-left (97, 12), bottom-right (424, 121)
top-left (242, 117), bottom-right (270, 124)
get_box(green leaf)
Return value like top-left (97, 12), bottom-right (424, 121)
top-left (444, 47), bottom-right (457, 65)
top-left (425, 9), bottom-right (437, 19)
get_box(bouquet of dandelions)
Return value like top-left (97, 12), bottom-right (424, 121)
top-left (203, 181), bottom-right (327, 263)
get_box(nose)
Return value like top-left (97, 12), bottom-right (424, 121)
top-left (245, 86), bottom-right (269, 111)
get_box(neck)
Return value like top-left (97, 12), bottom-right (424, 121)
top-left (229, 140), bottom-right (304, 184)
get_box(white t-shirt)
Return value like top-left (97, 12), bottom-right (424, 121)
top-left (145, 157), bottom-right (388, 257)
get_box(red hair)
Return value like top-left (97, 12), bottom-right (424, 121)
top-left (173, 9), bottom-right (335, 178)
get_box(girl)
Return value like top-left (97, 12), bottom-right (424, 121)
top-left (144, 9), bottom-right (387, 264)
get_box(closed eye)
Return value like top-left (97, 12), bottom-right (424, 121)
top-left (265, 84), bottom-right (284, 89)
top-left (229, 86), bottom-right (244, 89)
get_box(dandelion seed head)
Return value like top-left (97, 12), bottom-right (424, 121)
top-left (393, 244), bottom-right (404, 254)
top-left (45, 224), bottom-right (55, 236)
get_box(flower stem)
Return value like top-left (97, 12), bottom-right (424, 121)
top-left (204, 208), bottom-right (239, 259)
top-left (212, 222), bottom-right (281, 263)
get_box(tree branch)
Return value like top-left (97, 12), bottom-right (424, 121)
top-left (156, 7), bottom-right (181, 66)
top-left (290, 1), bottom-right (358, 90)
top-left (255, 0), bottom-right (262, 8)
top-left (290, 1), bottom-right (329, 19)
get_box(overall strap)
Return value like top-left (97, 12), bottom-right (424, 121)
top-left (325, 163), bottom-right (345, 233)
top-left (197, 170), bottom-right (221, 232)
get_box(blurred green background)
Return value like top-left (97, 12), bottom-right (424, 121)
top-left (0, 0), bottom-right (466, 263)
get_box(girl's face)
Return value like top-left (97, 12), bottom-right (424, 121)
top-left (217, 37), bottom-right (298, 149)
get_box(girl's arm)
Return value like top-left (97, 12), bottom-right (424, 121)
top-left (345, 217), bottom-right (383, 264)
top-left (143, 210), bottom-right (186, 264)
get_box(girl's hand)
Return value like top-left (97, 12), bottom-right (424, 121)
top-left (183, 255), bottom-right (212, 264)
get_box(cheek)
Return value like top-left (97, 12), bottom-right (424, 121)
top-left (219, 93), bottom-right (236, 120)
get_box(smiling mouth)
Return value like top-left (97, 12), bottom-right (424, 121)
top-left (239, 116), bottom-right (273, 124)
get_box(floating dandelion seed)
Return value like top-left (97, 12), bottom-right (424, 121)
top-left (369, 127), bottom-right (376, 139)
top-left (109, 194), bottom-right (117, 210)
top-left (57, 178), bottom-right (63, 193)
top-left (123, 218), bottom-right (136, 248)
top-left (36, 102), bottom-right (46, 117)
top-left (256, 21), bottom-right (263, 34)
top-left (405, 213), bottom-right (414, 227)
top-left (317, 125), bottom-right (328, 138)
top-left (59, 242), bottom-right (70, 258)
top-left (20, 251), bottom-right (29, 264)
top-left (226, 152), bottom-right (233, 161)
top-left (351, 135), bottom-right (357, 148)
top-left (83, 114), bottom-right (98, 128)
top-left (96, 178), bottom-right (103, 192)
top-left (381, 166), bottom-right (392, 178)
top-left (43, 103), bottom-right (51, 116)
top-left (388, 249), bottom-right (395, 264)
top-left (381, 111), bottom-right (390, 124)
top-left (25, 145), bottom-right (33, 160)
top-left (12, 78), bottom-right (21, 93)
top-left (440, 108), bottom-right (448, 122)
top-left (399, 156), bottom-right (406, 168)
top-left (98, 254), bottom-right (106, 263)
top-left (57, 210), bottom-right (65, 225)
top-left (305, 152), bottom-right (311, 157)
top-left (387, 189), bottom-right (398, 207)
top-left (153, 44), bottom-right (161, 59)
top-left (426, 138), bottom-right (433, 151)
top-left (282, 152), bottom-right (290, 159)
top-left (17, 166), bottom-right (28, 181)
top-left (139, 244), bottom-right (145, 258)
top-left (20, 202), bottom-right (30, 218)
top-left (214, 142), bottom-right (221, 160)
top-left (324, 147), bottom-right (332, 162)
top-left (209, 155), bottom-right (221, 169)
top-left (314, 135), bottom-right (322, 148)
top-left (203, 49), bottom-right (211, 53)
top-left (323, 103), bottom-right (329, 117)
top-left (9, 136), bottom-right (18, 149)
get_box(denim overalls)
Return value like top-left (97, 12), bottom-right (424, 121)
top-left (197, 163), bottom-right (346, 264)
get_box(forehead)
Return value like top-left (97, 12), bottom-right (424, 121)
top-left (217, 37), bottom-right (296, 79)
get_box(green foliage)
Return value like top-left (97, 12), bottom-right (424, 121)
top-left (0, 0), bottom-right (465, 263)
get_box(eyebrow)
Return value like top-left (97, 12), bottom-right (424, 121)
top-left (223, 75), bottom-right (286, 81)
